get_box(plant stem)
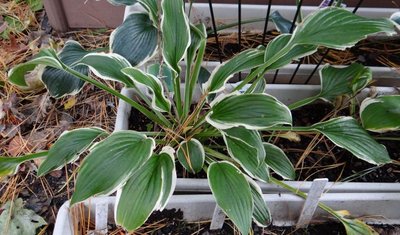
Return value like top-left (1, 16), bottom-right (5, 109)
top-left (18, 151), bottom-right (48, 161)
top-left (265, 126), bottom-right (313, 132)
top-left (204, 147), bottom-right (233, 162)
top-left (64, 67), bottom-right (170, 127)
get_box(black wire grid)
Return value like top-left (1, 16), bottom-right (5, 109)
top-left (206, 0), bottom-right (365, 84)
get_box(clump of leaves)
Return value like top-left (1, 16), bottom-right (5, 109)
top-left (3, 0), bottom-right (400, 234)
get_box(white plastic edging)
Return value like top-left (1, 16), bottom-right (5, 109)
top-left (125, 4), bottom-right (398, 32)
top-left (173, 178), bottom-right (400, 194)
top-left (53, 192), bottom-right (400, 234)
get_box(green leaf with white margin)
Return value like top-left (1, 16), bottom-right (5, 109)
top-left (8, 49), bottom-right (62, 87)
top-left (263, 143), bottom-right (295, 180)
top-left (289, 63), bottom-right (372, 110)
top-left (122, 67), bottom-right (171, 112)
top-left (360, 95), bottom-right (400, 133)
top-left (111, 13), bottom-right (157, 66)
top-left (264, 34), bottom-right (317, 70)
top-left (138, 0), bottom-right (158, 24)
top-left (177, 139), bottom-right (205, 174)
top-left (157, 147), bottom-right (177, 209)
top-left (107, 0), bottom-right (137, 6)
top-left (290, 8), bottom-right (396, 50)
top-left (311, 117), bottom-right (391, 165)
top-left (208, 161), bottom-right (253, 235)
top-left (42, 41), bottom-right (91, 98)
top-left (147, 63), bottom-right (174, 92)
top-left (224, 127), bottom-right (265, 164)
top-left (70, 131), bottom-right (155, 204)
top-left (38, 128), bottom-right (108, 176)
top-left (116, 148), bottom-right (176, 231)
top-left (0, 198), bottom-right (46, 235)
top-left (205, 48), bottom-right (265, 94)
top-left (248, 178), bottom-right (271, 227)
top-left (207, 92), bottom-right (292, 130)
top-left (77, 53), bottom-right (134, 87)
top-left (186, 24), bottom-right (206, 68)
top-left (319, 63), bottom-right (371, 101)
top-left (161, 0), bottom-right (191, 73)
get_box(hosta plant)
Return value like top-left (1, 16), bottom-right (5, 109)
top-left (3, 0), bottom-right (400, 234)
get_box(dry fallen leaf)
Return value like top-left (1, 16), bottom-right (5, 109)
top-left (64, 96), bottom-right (77, 110)
top-left (7, 135), bottom-right (31, 156)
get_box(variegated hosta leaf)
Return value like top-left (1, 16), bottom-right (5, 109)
top-left (161, 0), bottom-right (190, 73)
top-left (205, 49), bottom-right (265, 94)
top-left (290, 8), bottom-right (396, 50)
top-left (318, 63), bottom-right (371, 101)
top-left (264, 34), bottom-right (317, 70)
top-left (77, 53), bottom-right (134, 87)
top-left (42, 41), bottom-right (91, 98)
top-left (116, 149), bottom-right (175, 231)
top-left (222, 128), bottom-right (269, 182)
top-left (207, 93), bottom-right (292, 130)
top-left (158, 147), bottom-right (176, 209)
top-left (263, 143), bottom-right (295, 180)
top-left (186, 24), bottom-right (206, 68)
top-left (122, 67), bottom-right (171, 112)
top-left (38, 128), bottom-right (108, 176)
top-left (224, 127), bottom-right (265, 164)
top-left (147, 63), bottom-right (174, 92)
top-left (289, 63), bottom-right (372, 110)
top-left (138, 0), bottom-right (158, 24)
top-left (107, 0), bottom-right (137, 6)
top-left (248, 178), bottom-right (271, 227)
top-left (177, 139), bottom-right (205, 174)
top-left (270, 11), bottom-right (293, 33)
top-left (360, 95), bottom-right (400, 133)
top-left (70, 131), bottom-right (155, 204)
top-left (312, 117), bottom-right (391, 165)
top-left (8, 49), bottom-right (62, 87)
top-left (208, 161), bottom-right (253, 235)
top-left (110, 13), bottom-right (157, 66)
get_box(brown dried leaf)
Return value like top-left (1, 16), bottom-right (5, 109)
top-left (7, 135), bottom-right (31, 156)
